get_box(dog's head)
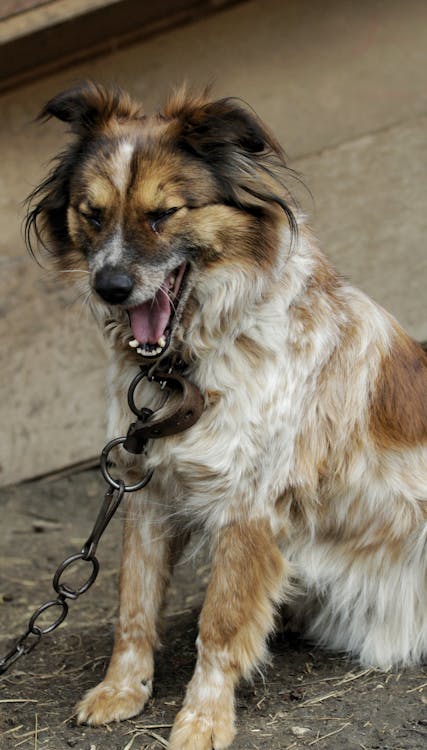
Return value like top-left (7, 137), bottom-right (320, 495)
top-left (26, 82), bottom-right (296, 358)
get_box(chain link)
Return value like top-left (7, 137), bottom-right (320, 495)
top-left (0, 359), bottom-right (203, 676)
top-left (0, 365), bottom-right (155, 676)
top-left (0, 482), bottom-right (128, 675)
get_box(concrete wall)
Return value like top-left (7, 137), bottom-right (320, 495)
top-left (1, 0), bottom-right (426, 485)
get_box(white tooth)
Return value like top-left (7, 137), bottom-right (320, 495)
top-left (169, 275), bottom-right (176, 288)
top-left (157, 336), bottom-right (166, 348)
top-left (134, 343), bottom-right (165, 358)
top-left (129, 339), bottom-right (140, 348)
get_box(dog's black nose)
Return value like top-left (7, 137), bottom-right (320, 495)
top-left (94, 269), bottom-right (134, 304)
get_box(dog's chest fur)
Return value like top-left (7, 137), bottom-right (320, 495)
top-left (106, 230), bottom-right (419, 545)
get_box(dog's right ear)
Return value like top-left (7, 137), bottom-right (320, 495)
top-left (39, 81), bottom-right (144, 135)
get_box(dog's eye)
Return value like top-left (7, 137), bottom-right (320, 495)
top-left (78, 206), bottom-right (103, 231)
top-left (149, 207), bottom-right (179, 232)
top-left (87, 213), bottom-right (102, 230)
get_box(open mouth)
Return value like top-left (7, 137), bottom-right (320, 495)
top-left (127, 261), bottom-right (188, 358)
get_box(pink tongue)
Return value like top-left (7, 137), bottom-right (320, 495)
top-left (128, 282), bottom-right (170, 345)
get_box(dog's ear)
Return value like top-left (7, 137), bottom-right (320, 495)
top-left (164, 90), bottom-right (297, 233)
top-left (164, 90), bottom-right (275, 158)
top-left (39, 81), bottom-right (144, 135)
top-left (182, 101), bottom-right (267, 155)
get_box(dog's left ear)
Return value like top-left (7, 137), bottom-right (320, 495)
top-left (165, 92), bottom-right (278, 158)
top-left (39, 80), bottom-right (144, 136)
top-left (183, 101), bottom-right (267, 155)
top-left (165, 91), bottom-right (296, 231)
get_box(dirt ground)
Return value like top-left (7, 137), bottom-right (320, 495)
top-left (0, 469), bottom-right (425, 750)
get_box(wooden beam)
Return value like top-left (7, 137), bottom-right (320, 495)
top-left (1, 1), bottom-right (53, 23)
top-left (0, 0), bottom-right (242, 92)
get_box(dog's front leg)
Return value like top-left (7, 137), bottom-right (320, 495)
top-left (77, 493), bottom-right (185, 725)
top-left (169, 519), bottom-right (287, 750)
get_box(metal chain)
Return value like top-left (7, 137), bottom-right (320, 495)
top-left (0, 365), bottom-right (162, 676)
top-left (0, 358), bottom-right (203, 676)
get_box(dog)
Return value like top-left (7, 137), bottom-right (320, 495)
top-left (26, 82), bottom-right (427, 750)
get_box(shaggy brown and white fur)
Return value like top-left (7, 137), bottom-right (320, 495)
top-left (26, 82), bottom-right (427, 750)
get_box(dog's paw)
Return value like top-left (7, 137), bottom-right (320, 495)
top-left (169, 706), bottom-right (235, 750)
top-left (76, 679), bottom-right (151, 725)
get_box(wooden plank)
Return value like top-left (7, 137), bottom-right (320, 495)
top-left (0, 1), bottom-right (53, 23)
top-left (0, 0), bottom-right (240, 91)
top-left (0, 0), bottom-right (132, 42)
